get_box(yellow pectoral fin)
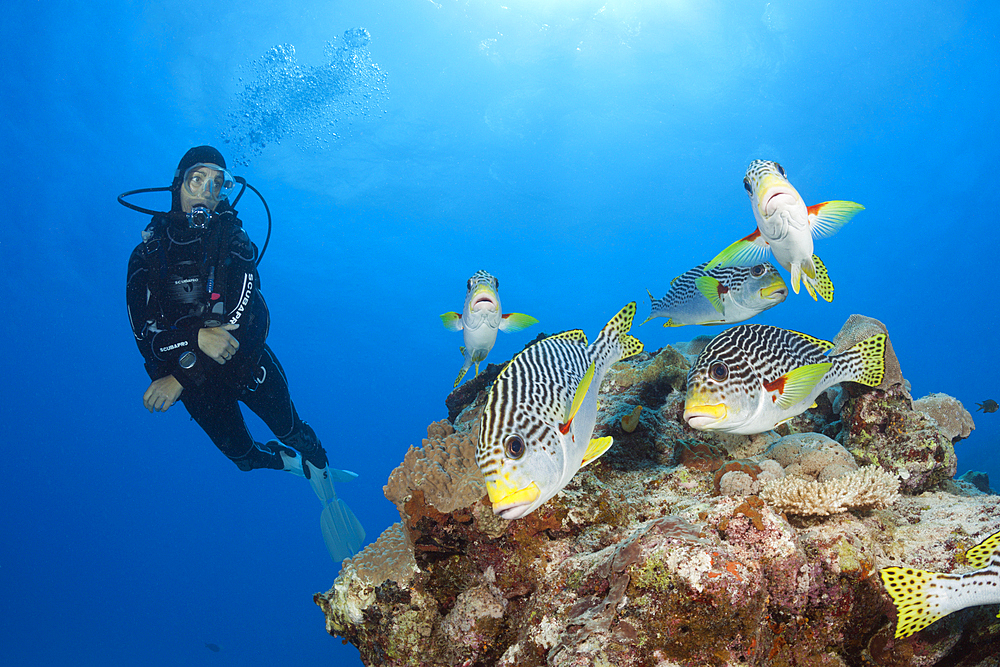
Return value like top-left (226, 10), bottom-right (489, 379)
top-left (807, 200), bottom-right (864, 239)
top-left (581, 436), bottom-right (614, 467)
top-left (499, 313), bottom-right (539, 333)
top-left (560, 360), bottom-right (596, 434)
top-left (771, 362), bottom-right (832, 410)
top-left (440, 312), bottom-right (463, 331)
top-left (695, 276), bottom-right (725, 314)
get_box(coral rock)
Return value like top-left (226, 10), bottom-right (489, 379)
top-left (841, 385), bottom-right (958, 493)
top-left (913, 392), bottom-right (976, 442)
top-left (383, 420), bottom-right (486, 516)
top-left (318, 335), bottom-right (1000, 667)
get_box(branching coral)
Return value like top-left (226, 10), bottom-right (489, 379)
top-left (759, 466), bottom-right (900, 516)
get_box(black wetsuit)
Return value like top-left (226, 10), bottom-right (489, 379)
top-left (126, 207), bottom-right (327, 471)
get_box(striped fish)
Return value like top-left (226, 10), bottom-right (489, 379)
top-left (705, 160), bottom-right (864, 302)
top-left (642, 261), bottom-right (787, 327)
top-left (683, 324), bottom-right (885, 435)
top-left (477, 302), bottom-right (644, 520)
top-left (880, 530), bottom-right (1000, 638)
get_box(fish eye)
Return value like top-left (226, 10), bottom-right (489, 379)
top-left (708, 362), bottom-right (729, 382)
top-left (467, 279), bottom-right (472, 290)
top-left (494, 277), bottom-right (499, 290)
top-left (775, 162), bottom-right (786, 177)
top-left (750, 264), bottom-right (765, 277)
top-left (743, 177), bottom-right (752, 194)
top-left (504, 435), bottom-right (525, 459)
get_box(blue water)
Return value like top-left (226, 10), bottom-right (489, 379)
top-left (2, 1), bottom-right (997, 665)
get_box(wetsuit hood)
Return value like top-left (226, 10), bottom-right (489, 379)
top-left (171, 145), bottom-right (228, 212)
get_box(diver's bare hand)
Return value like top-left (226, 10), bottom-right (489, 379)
top-left (144, 375), bottom-right (183, 413)
top-left (199, 323), bottom-right (240, 364)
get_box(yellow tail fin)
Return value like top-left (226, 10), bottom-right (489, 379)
top-left (879, 567), bottom-right (949, 638)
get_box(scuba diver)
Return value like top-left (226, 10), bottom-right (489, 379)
top-left (123, 145), bottom-right (364, 562)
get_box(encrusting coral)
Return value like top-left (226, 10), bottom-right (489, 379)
top-left (383, 420), bottom-right (485, 516)
top-left (316, 314), bottom-right (1000, 667)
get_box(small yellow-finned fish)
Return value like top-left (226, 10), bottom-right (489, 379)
top-left (477, 302), bottom-right (644, 520)
top-left (705, 160), bottom-right (864, 302)
top-left (880, 529), bottom-right (1000, 638)
top-left (440, 270), bottom-right (538, 388)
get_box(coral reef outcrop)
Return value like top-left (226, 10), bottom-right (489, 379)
top-left (316, 316), bottom-right (1000, 666)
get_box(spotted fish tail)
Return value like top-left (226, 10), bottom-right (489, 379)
top-left (834, 333), bottom-right (886, 387)
top-left (591, 302), bottom-right (644, 374)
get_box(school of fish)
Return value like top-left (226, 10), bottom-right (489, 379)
top-left (435, 160), bottom-right (995, 642)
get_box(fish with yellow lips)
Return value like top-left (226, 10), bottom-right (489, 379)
top-left (683, 324), bottom-right (885, 435)
top-left (706, 160), bottom-right (864, 302)
top-left (477, 302), bottom-right (644, 519)
top-left (440, 270), bottom-right (538, 388)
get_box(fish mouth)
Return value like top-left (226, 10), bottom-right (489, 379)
top-left (760, 283), bottom-right (788, 301)
top-left (762, 189), bottom-right (797, 216)
top-left (470, 286), bottom-right (499, 312)
top-left (488, 482), bottom-right (541, 520)
top-left (683, 402), bottom-right (728, 430)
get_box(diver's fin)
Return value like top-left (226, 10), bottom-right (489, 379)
top-left (320, 498), bottom-right (366, 562)
top-left (305, 460), bottom-right (358, 504)
top-left (278, 447), bottom-right (305, 477)
top-left (440, 311), bottom-right (463, 331)
top-left (304, 460), bottom-right (365, 561)
top-left (499, 313), bottom-right (539, 333)
top-left (581, 436), bottom-right (614, 467)
top-left (764, 362), bottom-right (832, 410)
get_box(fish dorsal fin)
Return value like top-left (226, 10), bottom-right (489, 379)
top-left (807, 200), bottom-right (864, 239)
top-left (964, 529), bottom-right (1000, 569)
top-left (670, 274), bottom-right (682, 286)
top-left (788, 329), bottom-right (835, 353)
top-left (499, 312), bottom-right (539, 333)
top-left (705, 229), bottom-right (771, 271)
top-left (764, 362), bottom-right (832, 409)
top-left (559, 360), bottom-right (596, 435)
top-left (440, 311), bottom-right (463, 331)
top-left (695, 276), bottom-right (726, 314)
top-left (581, 436), bottom-right (614, 467)
top-left (548, 329), bottom-right (589, 346)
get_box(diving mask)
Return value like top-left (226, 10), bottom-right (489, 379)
top-left (182, 163), bottom-right (236, 204)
